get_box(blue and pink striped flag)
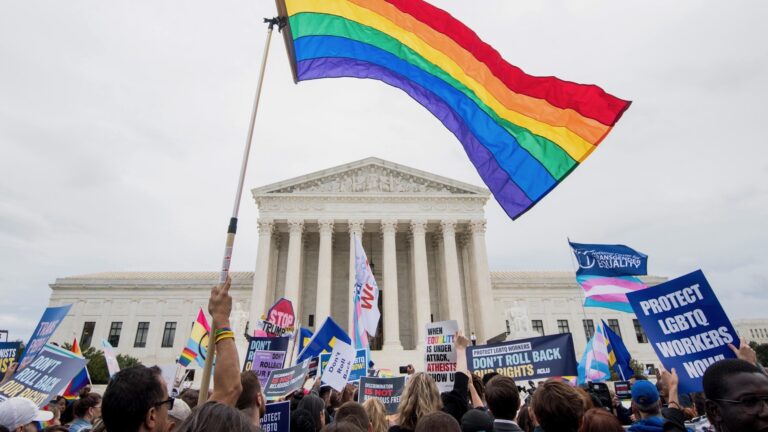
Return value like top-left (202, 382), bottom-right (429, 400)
top-left (576, 275), bottom-right (647, 313)
top-left (577, 324), bottom-right (611, 384)
top-left (352, 234), bottom-right (380, 350)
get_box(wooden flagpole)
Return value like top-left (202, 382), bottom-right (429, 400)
top-left (198, 16), bottom-right (285, 404)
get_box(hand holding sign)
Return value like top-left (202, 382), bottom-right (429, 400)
top-left (728, 339), bottom-right (757, 365)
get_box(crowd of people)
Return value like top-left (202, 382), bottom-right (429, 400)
top-left (2, 278), bottom-right (767, 432)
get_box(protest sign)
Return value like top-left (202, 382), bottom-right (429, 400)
top-left (249, 337), bottom-right (290, 386)
top-left (0, 342), bottom-right (21, 376)
top-left (319, 348), bottom-right (368, 383)
top-left (467, 333), bottom-right (578, 381)
top-left (321, 340), bottom-right (355, 392)
top-left (260, 401), bottom-right (290, 432)
top-left (264, 359), bottom-right (310, 400)
top-left (258, 298), bottom-right (296, 338)
top-left (626, 270), bottom-right (738, 393)
top-left (569, 241), bottom-right (648, 277)
top-left (424, 320), bottom-right (458, 393)
top-left (359, 376), bottom-right (406, 414)
top-left (0, 344), bottom-right (86, 407)
top-left (17, 305), bottom-right (72, 371)
top-left (307, 356), bottom-right (320, 378)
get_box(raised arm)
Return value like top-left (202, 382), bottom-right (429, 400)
top-left (209, 277), bottom-right (243, 405)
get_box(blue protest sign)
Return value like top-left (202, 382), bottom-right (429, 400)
top-left (260, 401), bottom-right (290, 432)
top-left (320, 348), bottom-right (368, 383)
top-left (569, 241), bottom-right (648, 277)
top-left (626, 270), bottom-right (738, 393)
top-left (0, 342), bottom-right (22, 376)
top-left (467, 333), bottom-right (578, 381)
top-left (17, 305), bottom-right (72, 371)
top-left (0, 344), bottom-right (87, 407)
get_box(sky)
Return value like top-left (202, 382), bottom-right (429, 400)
top-left (1, 1), bottom-right (767, 340)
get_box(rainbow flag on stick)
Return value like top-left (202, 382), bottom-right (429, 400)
top-left (178, 308), bottom-right (211, 368)
top-left (276, 0), bottom-right (630, 219)
top-left (62, 338), bottom-right (91, 399)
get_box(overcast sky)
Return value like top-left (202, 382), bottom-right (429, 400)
top-left (1, 1), bottom-right (767, 340)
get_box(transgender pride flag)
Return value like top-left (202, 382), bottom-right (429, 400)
top-left (576, 275), bottom-right (647, 313)
top-left (578, 324), bottom-right (611, 384)
top-left (352, 234), bottom-right (380, 350)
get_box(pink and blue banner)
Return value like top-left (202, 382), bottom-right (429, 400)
top-left (577, 275), bottom-right (647, 313)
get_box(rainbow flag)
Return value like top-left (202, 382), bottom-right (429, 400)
top-left (277, 0), bottom-right (631, 219)
top-left (576, 275), bottom-right (647, 313)
top-left (178, 308), bottom-right (210, 368)
top-left (577, 324), bottom-right (611, 384)
top-left (62, 338), bottom-right (91, 399)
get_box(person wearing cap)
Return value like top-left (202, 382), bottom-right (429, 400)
top-left (167, 398), bottom-right (191, 431)
top-left (0, 397), bottom-right (54, 432)
top-left (628, 380), bottom-right (665, 432)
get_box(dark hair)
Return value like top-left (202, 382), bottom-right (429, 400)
top-left (42, 427), bottom-right (69, 432)
top-left (516, 404), bottom-right (535, 432)
top-left (102, 365), bottom-right (165, 432)
top-left (703, 359), bottom-right (763, 400)
top-left (0, 426), bottom-right (8, 432)
top-left (578, 408), bottom-right (623, 432)
top-left (334, 402), bottom-right (370, 431)
top-left (460, 408), bottom-right (494, 432)
top-left (175, 401), bottom-right (255, 432)
top-left (236, 371), bottom-right (262, 410)
top-left (73, 392), bottom-right (102, 418)
top-left (485, 375), bottom-right (520, 420)
top-left (481, 372), bottom-right (499, 387)
top-left (531, 381), bottom-right (584, 432)
top-left (179, 389), bottom-right (200, 410)
top-left (291, 409), bottom-right (318, 432)
top-left (298, 394), bottom-right (326, 432)
top-left (470, 374), bottom-right (485, 404)
top-left (321, 422), bottom-right (364, 432)
top-left (415, 411), bottom-right (461, 432)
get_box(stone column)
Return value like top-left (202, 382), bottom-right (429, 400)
top-left (459, 233), bottom-right (475, 336)
top-left (284, 219), bottom-right (305, 315)
top-left (410, 220), bottom-right (431, 351)
top-left (249, 219), bottom-right (274, 328)
top-left (315, 219), bottom-right (334, 326)
top-left (440, 219), bottom-right (465, 331)
top-left (469, 220), bottom-right (496, 343)
top-left (381, 219), bottom-right (403, 350)
top-left (348, 219), bottom-right (365, 332)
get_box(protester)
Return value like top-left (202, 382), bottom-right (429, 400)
top-left (390, 372), bottom-right (442, 432)
top-left (68, 392), bottom-right (102, 432)
top-left (291, 409), bottom-right (318, 432)
top-left (485, 375), bottom-right (522, 431)
top-left (0, 397), bottom-right (54, 432)
top-left (168, 399), bottom-right (192, 431)
top-left (515, 405), bottom-right (535, 432)
top-left (179, 389), bottom-right (200, 411)
top-left (236, 371), bottom-right (266, 428)
top-left (701, 358), bottom-right (768, 432)
top-left (174, 401), bottom-right (255, 432)
top-left (627, 380), bottom-right (667, 431)
top-left (414, 411), bottom-right (461, 432)
top-left (579, 408), bottom-right (623, 432)
top-left (469, 374), bottom-right (486, 408)
top-left (362, 399), bottom-right (388, 432)
top-left (298, 394), bottom-right (327, 432)
top-left (102, 365), bottom-right (172, 432)
top-left (460, 408), bottom-right (494, 432)
top-left (334, 402), bottom-right (371, 432)
top-left (530, 380), bottom-right (584, 432)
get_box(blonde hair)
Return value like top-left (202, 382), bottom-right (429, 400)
top-left (363, 398), bottom-right (389, 432)
top-left (395, 372), bottom-right (442, 430)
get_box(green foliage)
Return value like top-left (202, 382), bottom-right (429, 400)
top-left (59, 342), bottom-right (142, 385)
top-left (609, 358), bottom-right (647, 381)
top-left (750, 342), bottom-right (768, 366)
top-left (117, 353), bottom-right (142, 369)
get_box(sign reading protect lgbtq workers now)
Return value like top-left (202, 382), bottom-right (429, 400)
top-left (467, 334), bottom-right (577, 381)
top-left (627, 270), bottom-right (738, 393)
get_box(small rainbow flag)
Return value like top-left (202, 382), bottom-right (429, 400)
top-left (178, 308), bottom-right (210, 368)
top-left (62, 338), bottom-right (91, 399)
top-left (277, 0), bottom-right (631, 219)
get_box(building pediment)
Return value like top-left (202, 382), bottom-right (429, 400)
top-left (252, 157), bottom-right (488, 197)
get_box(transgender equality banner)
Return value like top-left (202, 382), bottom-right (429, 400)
top-left (467, 333), bottom-right (578, 381)
top-left (626, 270), bottom-right (738, 393)
top-left (569, 241), bottom-right (648, 277)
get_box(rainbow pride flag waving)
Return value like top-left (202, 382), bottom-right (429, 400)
top-left (62, 338), bottom-right (91, 399)
top-left (277, 0), bottom-right (631, 219)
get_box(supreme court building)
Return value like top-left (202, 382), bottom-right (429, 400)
top-left (48, 158), bottom-right (665, 373)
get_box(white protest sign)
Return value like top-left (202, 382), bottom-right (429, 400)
top-left (321, 340), bottom-right (355, 392)
top-left (424, 320), bottom-right (458, 393)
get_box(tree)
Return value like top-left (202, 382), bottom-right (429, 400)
top-left (609, 358), bottom-right (647, 381)
top-left (750, 342), bottom-right (768, 366)
top-left (61, 343), bottom-right (142, 384)
top-left (117, 353), bottom-right (142, 369)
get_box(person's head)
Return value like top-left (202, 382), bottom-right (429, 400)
top-left (73, 393), bottom-right (102, 422)
top-left (578, 408), bottom-right (623, 432)
top-left (460, 408), bottom-right (494, 432)
top-left (174, 401), bottom-right (255, 432)
top-left (291, 409), bottom-right (317, 432)
top-left (335, 402), bottom-right (371, 432)
top-left (362, 398), bottom-right (388, 432)
top-left (630, 380), bottom-right (661, 418)
top-left (703, 358), bottom-right (768, 432)
top-left (395, 372), bottom-right (442, 431)
top-left (236, 371), bottom-right (265, 419)
top-left (178, 389), bottom-right (199, 411)
top-left (485, 375), bottom-right (520, 420)
top-left (341, 384), bottom-right (357, 404)
top-left (319, 386), bottom-right (333, 405)
top-left (516, 404), bottom-right (535, 432)
top-left (414, 411), bottom-right (460, 432)
top-left (298, 394), bottom-right (326, 431)
top-left (46, 404), bottom-right (60, 425)
top-left (167, 398), bottom-right (191, 431)
top-left (102, 365), bottom-right (171, 432)
top-left (55, 397), bottom-right (66, 414)
top-left (481, 372), bottom-right (499, 387)
top-left (0, 397), bottom-right (54, 432)
top-left (321, 422), bottom-right (364, 432)
top-left (531, 381), bottom-right (584, 432)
